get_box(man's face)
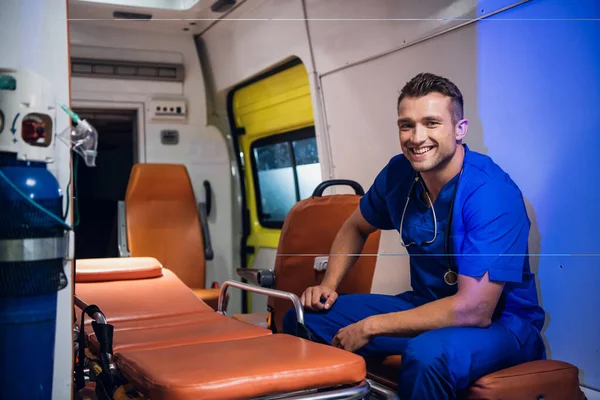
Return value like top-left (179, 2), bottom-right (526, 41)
top-left (397, 92), bottom-right (462, 173)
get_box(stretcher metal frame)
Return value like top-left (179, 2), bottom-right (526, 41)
top-left (74, 282), bottom-right (372, 400)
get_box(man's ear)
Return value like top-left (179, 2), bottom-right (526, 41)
top-left (455, 119), bottom-right (468, 142)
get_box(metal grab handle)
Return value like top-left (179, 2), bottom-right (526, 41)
top-left (198, 202), bottom-right (214, 261)
top-left (218, 280), bottom-right (304, 326)
top-left (74, 295), bottom-right (107, 325)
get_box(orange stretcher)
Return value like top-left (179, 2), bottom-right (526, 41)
top-left (73, 257), bottom-right (370, 400)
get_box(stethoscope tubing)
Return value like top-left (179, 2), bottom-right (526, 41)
top-left (399, 168), bottom-right (464, 286)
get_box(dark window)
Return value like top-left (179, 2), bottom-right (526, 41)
top-left (251, 127), bottom-right (321, 229)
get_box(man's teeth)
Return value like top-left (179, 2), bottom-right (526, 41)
top-left (413, 147), bottom-right (433, 154)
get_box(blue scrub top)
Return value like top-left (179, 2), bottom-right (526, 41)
top-left (359, 144), bottom-right (545, 345)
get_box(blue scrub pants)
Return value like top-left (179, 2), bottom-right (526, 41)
top-left (282, 292), bottom-right (545, 399)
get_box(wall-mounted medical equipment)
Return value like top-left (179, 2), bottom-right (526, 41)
top-left (0, 68), bottom-right (92, 399)
top-left (57, 104), bottom-right (99, 167)
top-left (149, 96), bottom-right (187, 122)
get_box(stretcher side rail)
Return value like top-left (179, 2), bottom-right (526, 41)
top-left (364, 379), bottom-right (400, 400)
top-left (252, 380), bottom-right (370, 400)
top-left (218, 280), bottom-right (312, 339)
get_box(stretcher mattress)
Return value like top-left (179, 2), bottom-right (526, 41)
top-left (76, 257), bottom-right (163, 282)
top-left (88, 313), bottom-right (272, 353)
top-left (76, 268), bottom-right (214, 324)
top-left (114, 334), bottom-right (366, 400)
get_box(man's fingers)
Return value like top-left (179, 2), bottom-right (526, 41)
top-left (331, 332), bottom-right (342, 348)
top-left (302, 286), bottom-right (337, 311)
top-left (311, 288), bottom-right (324, 310)
top-left (303, 288), bottom-right (314, 310)
top-left (323, 291), bottom-right (338, 310)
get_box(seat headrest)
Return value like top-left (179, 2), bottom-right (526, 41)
top-left (76, 257), bottom-right (163, 282)
top-left (126, 164), bottom-right (195, 203)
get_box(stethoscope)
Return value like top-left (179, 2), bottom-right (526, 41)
top-left (399, 168), bottom-right (464, 286)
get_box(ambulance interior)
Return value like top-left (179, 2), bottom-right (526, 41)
top-left (0, 0), bottom-right (599, 399)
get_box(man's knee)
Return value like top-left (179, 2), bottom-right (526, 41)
top-left (400, 334), bottom-right (459, 387)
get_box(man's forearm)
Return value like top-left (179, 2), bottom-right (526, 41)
top-left (365, 295), bottom-right (492, 338)
top-left (322, 225), bottom-right (368, 290)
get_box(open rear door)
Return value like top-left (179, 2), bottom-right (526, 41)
top-left (230, 60), bottom-right (321, 314)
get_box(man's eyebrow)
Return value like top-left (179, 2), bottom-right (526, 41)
top-left (397, 117), bottom-right (413, 125)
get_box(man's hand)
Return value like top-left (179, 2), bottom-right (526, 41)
top-left (331, 319), bottom-right (372, 353)
top-left (300, 285), bottom-right (338, 311)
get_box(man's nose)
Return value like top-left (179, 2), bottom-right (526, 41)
top-left (411, 124), bottom-right (427, 143)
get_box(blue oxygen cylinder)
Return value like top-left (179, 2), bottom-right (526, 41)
top-left (0, 153), bottom-right (68, 399)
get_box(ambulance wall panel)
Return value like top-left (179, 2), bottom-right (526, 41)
top-left (304, 0), bottom-right (526, 76)
top-left (319, 0), bottom-right (600, 389)
top-left (199, 0), bottom-right (314, 94)
top-left (475, 0), bottom-right (600, 389)
top-left (319, 19), bottom-right (482, 296)
top-left (69, 23), bottom-right (240, 313)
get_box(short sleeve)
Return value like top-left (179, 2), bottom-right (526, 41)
top-left (456, 182), bottom-right (530, 283)
top-left (359, 163), bottom-right (395, 230)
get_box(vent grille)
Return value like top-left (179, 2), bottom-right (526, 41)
top-left (70, 58), bottom-right (184, 82)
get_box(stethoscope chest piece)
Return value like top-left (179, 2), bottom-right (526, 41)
top-left (444, 269), bottom-right (458, 286)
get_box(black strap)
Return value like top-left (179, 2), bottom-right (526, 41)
top-left (91, 321), bottom-right (114, 355)
top-left (75, 306), bottom-right (94, 391)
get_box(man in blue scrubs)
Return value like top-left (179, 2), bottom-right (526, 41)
top-left (283, 73), bottom-right (546, 399)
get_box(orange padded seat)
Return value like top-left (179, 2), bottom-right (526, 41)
top-left (88, 313), bottom-right (272, 353)
top-left (75, 268), bottom-right (214, 324)
top-left (465, 360), bottom-right (585, 400)
top-left (267, 190), bottom-right (381, 332)
top-left (114, 334), bottom-right (366, 400)
top-left (365, 355), bottom-right (585, 400)
top-left (125, 164), bottom-right (221, 309)
top-left (76, 257), bottom-right (163, 282)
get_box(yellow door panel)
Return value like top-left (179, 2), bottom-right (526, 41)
top-left (231, 61), bottom-right (317, 314)
top-left (233, 63), bottom-right (314, 139)
top-left (233, 62), bottom-right (314, 248)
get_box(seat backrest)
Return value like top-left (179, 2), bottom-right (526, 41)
top-left (124, 164), bottom-right (206, 289)
top-left (268, 187), bottom-right (381, 333)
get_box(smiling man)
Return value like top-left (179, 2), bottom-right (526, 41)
top-left (282, 73), bottom-right (546, 399)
